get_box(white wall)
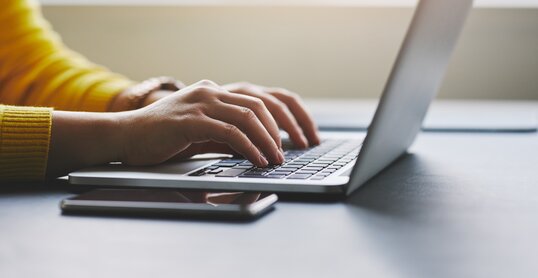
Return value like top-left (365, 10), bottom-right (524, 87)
top-left (42, 6), bottom-right (538, 100)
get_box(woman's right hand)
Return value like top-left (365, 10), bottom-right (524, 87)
top-left (116, 80), bottom-right (285, 167)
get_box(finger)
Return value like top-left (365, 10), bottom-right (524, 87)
top-left (217, 92), bottom-right (282, 150)
top-left (269, 89), bottom-right (321, 146)
top-left (206, 102), bottom-right (284, 164)
top-left (228, 86), bottom-right (309, 149)
top-left (188, 117), bottom-right (269, 167)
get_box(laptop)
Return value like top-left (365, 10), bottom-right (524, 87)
top-left (69, 0), bottom-right (474, 196)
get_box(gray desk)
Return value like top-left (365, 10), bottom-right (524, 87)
top-left (1, 132), bottom-right (537, 278)
top-left (307, 99), bottom-right (538, 132)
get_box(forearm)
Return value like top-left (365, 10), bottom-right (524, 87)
top-left (47, 111), bottom-right (125, 178)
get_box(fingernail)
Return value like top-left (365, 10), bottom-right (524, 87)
top-left (259, 155), bottom-right (269, 166)
top-left (301, 134), bottom-right (309, 148)
top-left (276, 150), bottom-right (285, 164)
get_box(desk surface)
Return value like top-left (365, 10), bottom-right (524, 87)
top-left (307, 99), bottom-right (538, 132)
top-left (1, 132), bottom-right (537, 278)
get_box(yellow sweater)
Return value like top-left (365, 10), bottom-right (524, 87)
top-left (0, 0), bottom-right (134, 181)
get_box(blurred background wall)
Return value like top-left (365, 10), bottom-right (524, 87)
top-left (41, 5), bottom-right (538, 99)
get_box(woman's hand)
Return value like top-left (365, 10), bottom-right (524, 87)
top-left (222, 82), bottom-right (320, 148)
top-left (117, 80), bottom-right (285, 167)
top-left (47, 79), bottom-right (320, 177)
top-left (116, 78), bottom-right (321, 149)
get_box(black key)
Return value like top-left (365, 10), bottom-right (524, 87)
top-left (301, 156), bottom-right (319, 160)
top-left (216, 168), bottom-right (248, 177)
top-left (285, 163), bottom-right (306, 168)
top-left (248, 168), bottom-right (271, 174)
top-left (189, 169), bottom-right (207, 176)
top-left (238, 173), bottom-right (268, 178)
top-left (287, 173), bottom-right (312, 179)
top-left (309, 163), bottom-right (330, 167)
top-left (296, 170), bottom-right (318, 174)
top-left (222, 159), bottom-right (246, 163)
top-left (213, 162), bottom-right (237, 167)
top-left (208, 169), bottom-right (223, 174)
top-left (312, 161), bottom-right (332, 164)
top-left (272, 169), bottom-right (295, 174)
top-left (294, 159), bottom-right (314, 163)
top-left (242, 169), bottom-right (269, 175)
top-left (233, 165), bottom-right (254, 170)
top-left (279, 166), bottom-right (301, 171)
top-left (303, 166), bottom-right (324, 171)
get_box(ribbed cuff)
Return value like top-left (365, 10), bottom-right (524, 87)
top-left (0, 105), bottom-right (53, 181)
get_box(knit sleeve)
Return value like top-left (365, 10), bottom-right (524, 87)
top-left (0, 0), bottom-right (135, 112)
top-left (0, 105), bottom-right (53, 181)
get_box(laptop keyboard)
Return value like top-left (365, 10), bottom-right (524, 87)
top-left (189, 139), bottom-right (361, 180)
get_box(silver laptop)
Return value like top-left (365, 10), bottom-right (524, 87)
top-left (69, 0), bottom-right (473, 196)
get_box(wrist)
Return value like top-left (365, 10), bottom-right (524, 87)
top-left (108, 77), bottom-right (185, 112)
top-left (113, 110), bottom-right (137, 163)
top-left (48, 111), bottom-right (127, 177)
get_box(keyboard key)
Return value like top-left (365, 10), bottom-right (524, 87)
top-left (302, 166), bottom-right (324, 171)
top-left (222, 159), bottom-right (246, 163)
top-left (248, 168), bottom-right (271, 174)
top-left (238, 173), bottom-right (268, 178)
top-left (232, 165), bottom-right (254, 170)
top-left (287, 173), bottom-right (312, 179)
top-left (272, 170), bottom-right (295, 174)
top-left (294, 159), bottom-right (314, 164)
top-left (216, 168), bottom-right (248, 177)
top-left (213, 162), bottom-right (237, 167)
top-left (285, 163), bottom-right (306, 168)
top-left (189, 169), bottom-right (207, 176)
top-left (309, 163), bottom-right (330, 167)
top-left (279, 166), bottom-right (301, 171)
top-left (296, 170), bottom-right (318, 174)
top-left (207, 169), bottom-right (223, 174)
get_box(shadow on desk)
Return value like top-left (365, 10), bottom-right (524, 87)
top-left (343, 154), bottom-right (462, 278)
top-left (345, 153), bottom-right (442, 217)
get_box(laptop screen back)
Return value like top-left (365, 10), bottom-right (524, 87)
top-left (346, 0), bottom-right (474, 195)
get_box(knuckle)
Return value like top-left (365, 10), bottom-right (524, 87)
top-left (193, 86), bottom-right (217, 99)
top-left (224, 124), bottom-right (240, 139)
top-left (237, 81), bottom-right (253, 89)
top-left (196, 79), bottom-right (217, 86)
top-left (241, 107), bottom-right (256, 120)
top-left (251, 98), bottom-right (265, 110)
top-left (275, 88), bottom-right (299, 100)
top-left (190, 105), bottom-right (206, 117)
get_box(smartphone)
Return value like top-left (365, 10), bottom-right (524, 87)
top-left (60, 189), bottom-right (277, 220)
